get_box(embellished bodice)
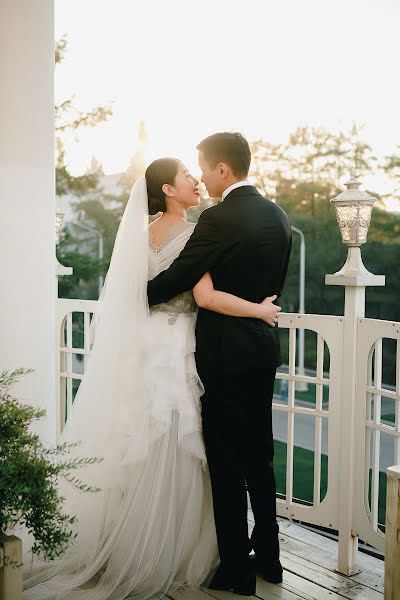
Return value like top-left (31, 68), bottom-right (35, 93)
top-left (148, 221), bottom-right (197, 325)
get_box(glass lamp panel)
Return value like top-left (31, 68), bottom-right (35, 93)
top-left (335, 203), bottom-right (373, 246)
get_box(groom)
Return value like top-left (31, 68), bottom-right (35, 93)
top-left (147, 132), bottom-right (292, 595)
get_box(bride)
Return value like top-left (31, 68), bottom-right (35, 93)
top-left (22, 158), bottom-right (280, 600)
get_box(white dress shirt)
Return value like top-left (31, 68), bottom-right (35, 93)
top-left (221, 180), bottom-right (251, 201)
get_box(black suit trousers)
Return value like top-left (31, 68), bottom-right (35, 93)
top-left (200, 366), bottom-right (280, 575)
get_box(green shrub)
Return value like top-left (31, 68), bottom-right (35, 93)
top-left (0, 368), bottom-right (103, 564)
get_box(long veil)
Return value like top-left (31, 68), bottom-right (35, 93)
top-left (22, 176), bottom-right (154, 592)
top-left (61, 175), bottom-right (151, 467)
top-left (22, 175), bottom-right (219, 599)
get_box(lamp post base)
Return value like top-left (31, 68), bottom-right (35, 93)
top-left (326, 247), bottom-right (385, 287)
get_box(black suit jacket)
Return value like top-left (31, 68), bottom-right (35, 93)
top-left (147, 186), bottom-right (292, 377)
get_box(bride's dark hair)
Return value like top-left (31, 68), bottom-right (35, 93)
top-left (145, 158), bottom-right (180, 215)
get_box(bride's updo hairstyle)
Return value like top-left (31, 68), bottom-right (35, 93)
top-left (145, 158), bottom-right (180, 215)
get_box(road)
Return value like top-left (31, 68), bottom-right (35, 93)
top-left (272, 396), bottom-right (397, 472)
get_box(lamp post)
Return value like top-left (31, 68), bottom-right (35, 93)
top-left (74, 221), bottom-right (104, 297)
top-left (291, 226), bottom-right (307, 391)
top-left (328, 170), bottom-right (379, 280)
top-left (326, 171), bottom-right (385, 575)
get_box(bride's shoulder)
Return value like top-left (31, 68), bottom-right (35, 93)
top-left (184, 220), bottom-right (196, 235)
top-left (181, 220), bottom-right (196, 239)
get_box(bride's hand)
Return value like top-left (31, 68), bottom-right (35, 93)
top-left (259, 295), bottom-right (281, 327)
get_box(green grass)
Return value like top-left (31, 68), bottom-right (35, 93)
top-left (381, 413), bottom-right (395, 423)
top-left (273, 381), bottom-right (329, 405)
top-left (367, 468), bottom-right (388, 530)
top-left (273, 440), bottom-right (328, 503)
top-left (273, 440), bottom-right (388, 529)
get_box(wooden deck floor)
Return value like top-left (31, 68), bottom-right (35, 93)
top-left (167, 516), bottom-right (384, 600)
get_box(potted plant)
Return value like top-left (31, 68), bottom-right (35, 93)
top-left (0, 368), bottom-right (103, 599)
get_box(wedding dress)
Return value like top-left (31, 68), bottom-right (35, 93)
top-left (22, 178), bottom-right (219, 599)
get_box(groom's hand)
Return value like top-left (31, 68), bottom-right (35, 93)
top-left (260, 295), bottom-right (281, 327)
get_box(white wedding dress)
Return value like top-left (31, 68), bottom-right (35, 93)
top-left (22, 182), bottom-right (219, 600)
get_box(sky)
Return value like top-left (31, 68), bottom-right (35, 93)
top-left (55, 0), bottom-right (400, 200)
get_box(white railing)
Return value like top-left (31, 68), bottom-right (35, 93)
top-left (56, 297), bottom-right (400, 575)
top-left (273, 313), bottom-right (343, 533)
top-left (355, 318), bottom-right (400, 552)
top-left (56, 298), bottom-right (98, 440)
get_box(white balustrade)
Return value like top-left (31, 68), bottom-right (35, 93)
top-left (56, 298), bottom-right (400, 577)
top-left (273, 313), bottom-right (343, 535)
top-left (56, 299), bottom-right (98, 439)
top-left (355, 319), bottom-right (400, 552)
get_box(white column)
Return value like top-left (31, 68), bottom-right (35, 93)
top-left (0, 0), bottom-right (56, 444)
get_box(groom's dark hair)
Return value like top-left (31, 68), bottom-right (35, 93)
top-left (197, 132), bottom-right (251, 177)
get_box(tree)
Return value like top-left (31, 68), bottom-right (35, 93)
top-left (247, 124), bottom-right (399, 380)
top-left (249, 123), bottom-right (378, 206)
top-left (55, 37), bottom-right (119, 299)
top-left (55, 37), bottom-right (112, 197)
top-left (381, 145), bottom-right (400, 210)
top-left (58, 190), bottom-right (128, 300)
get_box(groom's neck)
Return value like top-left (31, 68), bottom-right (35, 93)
top-left (221, 176), bottom-right (247, 194)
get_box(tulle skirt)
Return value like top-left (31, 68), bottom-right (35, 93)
top-left (22, 311), bottom-right (219, 599)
